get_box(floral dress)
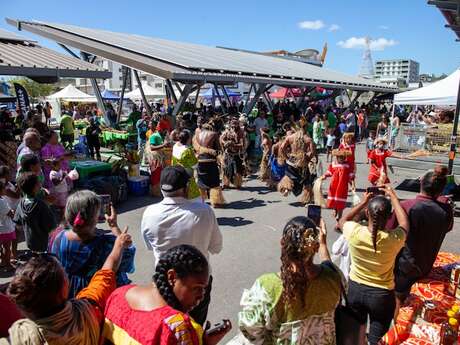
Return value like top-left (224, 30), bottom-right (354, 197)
top-left (229, 262), bottom-right (341, 345)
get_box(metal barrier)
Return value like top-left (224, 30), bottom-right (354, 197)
top-left (393, 123), bottom-right (460, 154)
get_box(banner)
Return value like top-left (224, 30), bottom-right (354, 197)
top-left (13, 83), bottom-right (30, 117)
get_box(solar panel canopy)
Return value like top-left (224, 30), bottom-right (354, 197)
top-left (6, 18), bottom-right (396, 92)
top-left (0, 26), bottom-right (111, 79)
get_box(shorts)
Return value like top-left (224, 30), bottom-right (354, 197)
top-left (0, 231), bottom-right (16, 243)
top-left (326, 146), bottom-right (333, 153)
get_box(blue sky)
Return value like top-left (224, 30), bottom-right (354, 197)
top-left (1, 0), bottom-right (459, 76)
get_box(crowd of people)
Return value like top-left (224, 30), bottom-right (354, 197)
top-left (0, 96), bottom-right (456, 344)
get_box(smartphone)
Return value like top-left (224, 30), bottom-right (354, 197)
top-left (207, 320), bottom-right (231, 336)
top-left (366, 186), bottom-right (384, 195)
top-left (307, 205), bottom-right (321, 226)
top-left (99, 194), bottom-right (112, 221)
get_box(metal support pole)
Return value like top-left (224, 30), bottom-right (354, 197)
top-left (220, 85), bottom-right (232, 107)
top-left (80, 52), bottom-right (106, 116)
top-left (133, 70), bottom-right (152, 116)
top-left (173, 81), bottom-right (184, 96)
top-left (244, 83), bottom-right (267, 114)
top-left (166, 79), bottom-right (178, 104)
top-left (262, 92), bottom-right (274, 112)
top-left (244, 84), bottom-right (254, 106)
top-left (213, 84), bottom-right (226, 112)
top-left (296, 86), bottom-right (316, 109)
top-left (193, 85), bottom-right (201, 109)
top-left (448, 78), bottom-right (460, 174)
top-left (117, 66), bottom-right (129, 123)
top-left (172, 84), bottom-right (193, 117)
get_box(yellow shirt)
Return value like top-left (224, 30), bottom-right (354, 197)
top-left (343, 221), bottom-right (406, 290)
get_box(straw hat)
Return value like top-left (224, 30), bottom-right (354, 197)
top-left (332, 149), bottom-right (351, 157)
top-left (374, 137), bottom-right (388, 145)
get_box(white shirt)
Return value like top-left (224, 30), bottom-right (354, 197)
top-left (49, 170), bottom-right (68, 194)
top-left (0, 197), bottom-right (14, 234)
top-left (141, 196), bottom-right (223, 267)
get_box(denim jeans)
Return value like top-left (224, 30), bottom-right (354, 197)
top-left (347, 280), bottom-right (396, 345)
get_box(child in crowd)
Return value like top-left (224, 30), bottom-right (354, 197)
top-left (49, 158), bottom-right (69, 220)
top-left (14, 172), bottom-right (57, 252)
top-left (368, 137), bottom-right (393, 185)
top-left (326, 128), bottom-right (336, 163)
top-left (321, 149), bottom-right (354, 224)
top-left (0, 181), bottom-right (16, 270)
top-left (339, 132), bottom-right (356, 190)
top-left (0, 166), bottom-right (20, 262)
top-left (366, 130), bottom-right (376, 164)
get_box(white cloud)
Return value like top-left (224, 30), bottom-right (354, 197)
top-left (298, 20), bottom-right (325, 30)
top-left (329, 24), bottom-right (341, 32)
top-left (337, 37), bottom-right (398, 51)
top-left (379, 25), bottom-right (389, 30)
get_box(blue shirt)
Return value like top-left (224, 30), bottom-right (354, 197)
top-left (339, 123), bottom-right (347, 134)
top-left (136, 119), bottom-right (148, 144)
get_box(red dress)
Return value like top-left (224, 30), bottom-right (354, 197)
top-left (325, 163), bottom-right (353, 210)
top-left (368, 149), bottom-right (392, 185)
top-left (104, 285), bottom-right (201, 345)
top-left (339, 142), bottom-right (356, 174)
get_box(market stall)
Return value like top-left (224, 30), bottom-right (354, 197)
top-left (381, 252), bottom-right (460, 344)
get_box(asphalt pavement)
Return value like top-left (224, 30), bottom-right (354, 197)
top-left (2, 143), bottom-right (459, 342)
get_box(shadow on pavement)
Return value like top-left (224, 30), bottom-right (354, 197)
top-left (241, 185), bottom-right (274, 195)
top-left (218, 217), bottom-right (253, 227)
top-left (117, 195), bottom-right (161, 214)
top-left (225, 198), bottom-right (266, 210)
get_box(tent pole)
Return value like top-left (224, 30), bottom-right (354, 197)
top-left (116, 66), bottom-right (129, 123)
top-left (133, 70), bottom-right (152, 116)
top-left (448, 78), bottom-right (460, 174)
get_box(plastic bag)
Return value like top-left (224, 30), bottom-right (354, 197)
top-left (351, 190), bottom-right (361, 206)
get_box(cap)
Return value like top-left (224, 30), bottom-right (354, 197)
top-left (160, 166), bottom-right (192, 193)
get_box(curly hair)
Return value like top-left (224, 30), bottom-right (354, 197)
top-left (153, 245), bottom-right (208, 312)
top-left (8, 255), bottom-right (66, 318)
top-left (367, 196), bottom-right (392, 252)
top-left (280, 216), bottom-right (319, 307)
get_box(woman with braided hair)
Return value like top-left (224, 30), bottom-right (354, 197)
top-left (103, 245), bottom-right (231, 345)
top-left (337, 187), bottom-right (408, 345)
top-left (229, 216), bottom-right (341, 345)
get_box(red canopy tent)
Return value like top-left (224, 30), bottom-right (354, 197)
top-left (270, 87), bottom-right (303, 99)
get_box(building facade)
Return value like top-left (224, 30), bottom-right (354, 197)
top-left (375, 59), bottom-right (420, 86)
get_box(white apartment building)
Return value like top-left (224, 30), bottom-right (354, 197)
top-left (374, 59), bottom-right (420, 86)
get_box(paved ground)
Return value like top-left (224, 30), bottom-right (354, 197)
top-left (2, 143), bottom-right (460, 342)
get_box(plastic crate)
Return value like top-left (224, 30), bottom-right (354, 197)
top-left (127, 176), bottom-right (150, 196)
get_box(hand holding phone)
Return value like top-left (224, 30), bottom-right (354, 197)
top-left (366, 186), bottom-right (385, 195)
top-left (307, 205), bottom-right (322, 226)
top-left (204, 319), bottom-right (232, 345)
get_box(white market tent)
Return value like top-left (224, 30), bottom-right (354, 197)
top-left (394, 69), bottom-right (459, 106)
top-left (125, 82), bottom-right (165, 100)
top-left (47, 84), bottom-right (96, 102)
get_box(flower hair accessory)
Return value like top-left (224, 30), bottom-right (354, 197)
top-left (73, 212), bottom-right (85, 227)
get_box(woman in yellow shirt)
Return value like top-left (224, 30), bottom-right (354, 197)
top-left (338, 186), bottom-right (408, 345)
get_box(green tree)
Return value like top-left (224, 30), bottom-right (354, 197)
top-left (9, 77), bottom-right (56, 102)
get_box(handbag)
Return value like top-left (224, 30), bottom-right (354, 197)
top-left (325, 261), bottom-right (367, 345)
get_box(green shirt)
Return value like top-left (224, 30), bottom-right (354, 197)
top-left (149, 132), bottom-right (164, 146)
top-left (60, 115), bottom-right (75, 135)
top-left (327, 112), bottom-right (337, 129)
